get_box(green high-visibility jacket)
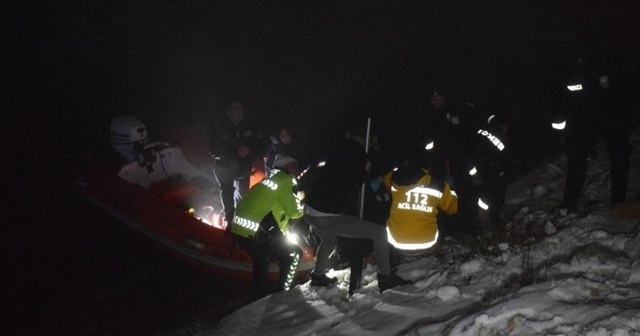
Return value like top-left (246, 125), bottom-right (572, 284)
top-left (231, 169), bottom-right (304, 239)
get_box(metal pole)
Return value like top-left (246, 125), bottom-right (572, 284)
top-left (359, 117), bottom-right (372, 219)
top-left (350, 117), bottom-right (371, 297)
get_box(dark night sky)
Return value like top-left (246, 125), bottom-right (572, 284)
top-left (7, 0), bottom-right (640, 174)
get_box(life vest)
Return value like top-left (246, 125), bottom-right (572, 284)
top-left (249, 158), bottom-right (266, 188)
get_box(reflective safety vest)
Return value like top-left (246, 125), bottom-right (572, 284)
top-left (231, 169), bottom-right (304, 239)
top-left (383, 168), bottom-right (458, 251)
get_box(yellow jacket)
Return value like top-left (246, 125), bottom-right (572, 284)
top-left (383, 166), bottom-right (458, 249)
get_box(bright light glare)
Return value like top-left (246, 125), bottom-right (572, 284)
top-left (287, 232), bottom-right (299, 245)
top-left (478, 198), bottom-right (489, 210)
top-left (567, 84), bottom-right (583, 91)
top-left (192, 207), bottom-right (226, 230)
top-left (469, 166), bottom-right (477, 176)
top-left (424, 141), bottom-right (434, 150)
top-left (551, 121), bottom-right (566, 130)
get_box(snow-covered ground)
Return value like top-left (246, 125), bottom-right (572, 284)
top-left (198, 127), bottom-right (640, 336)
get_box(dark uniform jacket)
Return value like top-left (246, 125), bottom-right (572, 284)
top-left (306, 137), bottom-right (368, 215)
top-left (209, 116), bottom-right (268, 179)
top-left (561, 53), bottom-right (639, 138)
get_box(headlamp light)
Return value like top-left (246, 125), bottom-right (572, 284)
top-left (286, 232), bottom-right (299, 245)
top-left (551, 120), bottom-right (566, 130)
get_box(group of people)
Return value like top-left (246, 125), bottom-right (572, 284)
top-left (418, 87), bottom-right (515, 236)
top-left (225, 114), bottom-right (459, 294)
top-left (109, 35), bottom-right (638, 297)
top-left (222, 39), bottom-right (638, 296)
top-left (214, 96), bottom-right (479, 295)
top-left (551, 39), bottom-right (640, 217)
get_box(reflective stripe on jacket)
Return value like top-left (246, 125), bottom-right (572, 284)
top-left (231, 169), bottom-right (304, 239)
top-left (383, 167), bottom-right (458, 248)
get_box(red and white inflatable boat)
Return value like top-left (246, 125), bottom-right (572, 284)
top-left (72, 117), bottom-right (315, 283)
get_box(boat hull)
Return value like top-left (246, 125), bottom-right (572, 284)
top-left (73, 165), bottom-right (315, 283)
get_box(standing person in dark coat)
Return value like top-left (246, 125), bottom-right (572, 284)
top-left (209, 98), bottom-right (269, 229)
top-left (465, 119), bottom-right (515, 235)
top-left (265, 125), bottom-right (308, 176)
top-left (303, 121), bottom-right (411, 293)
top-left (424, 87), bottom-right (482, 178)
top-left (419, 85), bottom-right (509, 235)
top-left (552, 38), bottom-right (639, 215)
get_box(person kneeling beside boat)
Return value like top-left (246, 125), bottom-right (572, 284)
top-left (230, 155), bottom-right (305, 294)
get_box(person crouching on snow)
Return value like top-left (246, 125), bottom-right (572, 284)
top-left (230, 155), bottom-right (305, 295)
top-left (383, 151), bottom-right (458, 260)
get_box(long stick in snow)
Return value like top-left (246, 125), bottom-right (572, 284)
top-left (350, 117), bottom-right (372, 297)
top-left (359, 117), bottom-right (371, 219)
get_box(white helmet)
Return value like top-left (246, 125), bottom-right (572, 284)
top-left (110, 115), bottom-right (148, 163)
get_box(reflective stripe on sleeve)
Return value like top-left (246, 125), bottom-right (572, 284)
top-left (233, 216), bottom-right (260, 232)
top-left (261, 179), bottom-right (279, 190)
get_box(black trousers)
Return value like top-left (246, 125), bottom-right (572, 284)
top-left (563, 127), bottom-right (630, 211)
top-left (215, 157), bottom-right (252, 230)
top-left (233, 227), bottom-right (302, 292)
top-left (481, 170), bottom-right (511, 229)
